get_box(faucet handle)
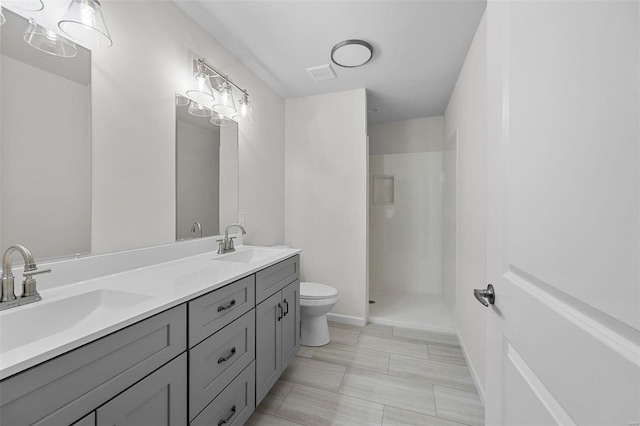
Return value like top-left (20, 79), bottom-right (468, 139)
top-left (23, 267), bottom-right (51, 278)
top-left (21, 268), bottom-right (50, 299)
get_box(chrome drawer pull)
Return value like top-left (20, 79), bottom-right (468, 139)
top-left (217, 347), bottom-right (237, 364)
top-left (217, 299), bottom-right (236, 312)
top-left (218, 404), bottom-right (236, 426)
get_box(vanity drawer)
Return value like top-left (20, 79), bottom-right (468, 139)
top-left (189, 309), bottom-right (255, 420)
top-left (188, 275), bottom-right (255, 347)
top-left (190, 361), bottom-right (255, 426)
top-left (0, 304), bottom-right (187, 426)
top-left (255, 255), bottom-right (299, 303)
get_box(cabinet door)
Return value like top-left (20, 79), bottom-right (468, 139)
top-left (97, 354), bottom-right (187, 426)
top-left (281, 280), bottom-right (300, 371)
top-left (255, 292), bottom-right (282, 405)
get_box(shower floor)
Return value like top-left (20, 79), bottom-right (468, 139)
top-left (368, 289), bottom-right (456, 333)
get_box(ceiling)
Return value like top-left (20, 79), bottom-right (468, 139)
top-left (175, 1), bottom-right (486, 124)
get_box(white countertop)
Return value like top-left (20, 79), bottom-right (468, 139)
top-left (0, 244), bottom-right (301, 380)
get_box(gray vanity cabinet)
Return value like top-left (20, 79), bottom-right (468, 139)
top-left (255, 279), bottom-right (300, 405)
top-left (96, 353), bottom-right (188, 426)
top-left (0, 253), bottom-right (300, 426)
top-left (0, 305), bottom-right (187, 426)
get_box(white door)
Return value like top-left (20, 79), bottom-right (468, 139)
top-left (484, 1), bottom-right (639, 425)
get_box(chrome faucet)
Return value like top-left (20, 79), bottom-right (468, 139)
top-left (191, 222), bottom-right (203, 238)
top-left (1, 245), bottom-right (51, 310)
top-left (217, 223), bottom-right (246, 254)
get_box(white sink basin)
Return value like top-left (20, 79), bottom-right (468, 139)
top-left (0, 289), bottom-right (154, 352)
top-left (214, 247), bottom-right (283, 263)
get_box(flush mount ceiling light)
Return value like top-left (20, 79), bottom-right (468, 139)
top-left (58, 0), bottom-right (112, 48)
top-left (23, 18), bottom-right (78, 58)
top-left (330, 39), bottom-right (373, 68)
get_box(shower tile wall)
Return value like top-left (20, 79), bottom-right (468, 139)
top-left (369, 152), bottom-right (443, 295)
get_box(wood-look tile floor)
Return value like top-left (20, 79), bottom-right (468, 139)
top-left (246, 322), bottom-right (484, 426)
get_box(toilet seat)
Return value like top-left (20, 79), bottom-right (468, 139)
top-left (300, 282), bottom-right (338, 300)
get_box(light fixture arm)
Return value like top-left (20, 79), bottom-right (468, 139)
top-left (194, 58), bottom-right (248, 97)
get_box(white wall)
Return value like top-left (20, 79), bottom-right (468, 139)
top-left (369, 116), bottom-right (443, 155)
top-left (444, 11), bottom-right (487, 399)
top-left (369, 152), bottom-right (443, 295)
top-left (176, 119), bottom-right (220, 240)
top-left (90, 1), bottom-right (285, 253)
top-left (284, 89), bottom-right (368, 324)
top-left (1, 56), bottom-right (91, 260)
top-left (442, 131), bottom-right (458, 318)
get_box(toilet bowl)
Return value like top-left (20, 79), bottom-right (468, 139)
top-left (300, 282), bottom-right (339, 347)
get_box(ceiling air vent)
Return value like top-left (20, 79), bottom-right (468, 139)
top-left (306, 64), bottom-right (337, 81)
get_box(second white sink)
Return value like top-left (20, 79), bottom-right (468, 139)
top-left (0, 289), bottom-right (153, 353)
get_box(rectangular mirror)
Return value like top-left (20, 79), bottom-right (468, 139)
top-left (0, 8), bottom-right (91, 260)
top-left (175, 102), bottom-right (238, 240)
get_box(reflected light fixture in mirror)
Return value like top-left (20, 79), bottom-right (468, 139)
top-left (188, 101), bottom-right (213, 118)
top-left (23, 18), bottom-right (77, 58)
top-left (175, 93), bottom-right (190, 107)
top-left (210, 112), bottom-right (233, 127)
top-left (3, 0), bottom-right (43, 11)
top-left (212, 80), bottom-right (236, 116)
top-left (58, 0), bottom-right (112, 48)
top-left (0, 8), bottom-right (5, 25)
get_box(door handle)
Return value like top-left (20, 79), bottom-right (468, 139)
top-left (474, 284), bottom-right (495, 307)
top-left (283, 299), bottom-right (289, 317)
top-left (277, 303), bottom-right (283, 321)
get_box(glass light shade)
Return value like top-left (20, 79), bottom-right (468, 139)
top-left (210, 112), bottom-right (233, 127)
top-left (175, 94), bottom-right (190, 107)
top-left (233, 95), bottom-right (253, 124)
top-left (23, 18), bottom-right (78, 58)
top-left (212, 81), bottom-right (237, 116)
top-left (3, 0), bottom-right (43, 11)
top-left (186, 72), bottom-right (215, 104)
top-left (58, 0), bottom-right (112, 48)
top-left (188, 101), bottom-right (213, 118)
top-left (0, 9), bottom-right (5, 26)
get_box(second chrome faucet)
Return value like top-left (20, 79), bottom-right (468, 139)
top-left (217, 223), bottom-right (246, 254)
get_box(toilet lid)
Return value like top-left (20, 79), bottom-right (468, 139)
top-left (300, 282), bottom-right (338, 300)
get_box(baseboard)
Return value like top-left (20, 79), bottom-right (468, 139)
top-left (326, 313), bottom-right (366, 327)
top-left (456, 330), bottom-right (486, 407)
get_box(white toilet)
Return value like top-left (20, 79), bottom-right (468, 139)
top-left (300, 282), bottom-right (339, 346)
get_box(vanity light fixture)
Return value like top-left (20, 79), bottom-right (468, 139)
top-left (23, 18), bottom-right (78, 58)
top-left (233, 92), bottom-right (253, 123)
top-left (212, 79), bottom-right (237, 116)
top-left (186, 63), bottom-right (215, 104)
top-left (188, 101), bottom-right (213, 118)
top-left (182, 58), bottom-right (253, 126)
top-left (330, 39), bottom-right (373, 68)
top-left (58, 0), bottom-right (112, 48)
